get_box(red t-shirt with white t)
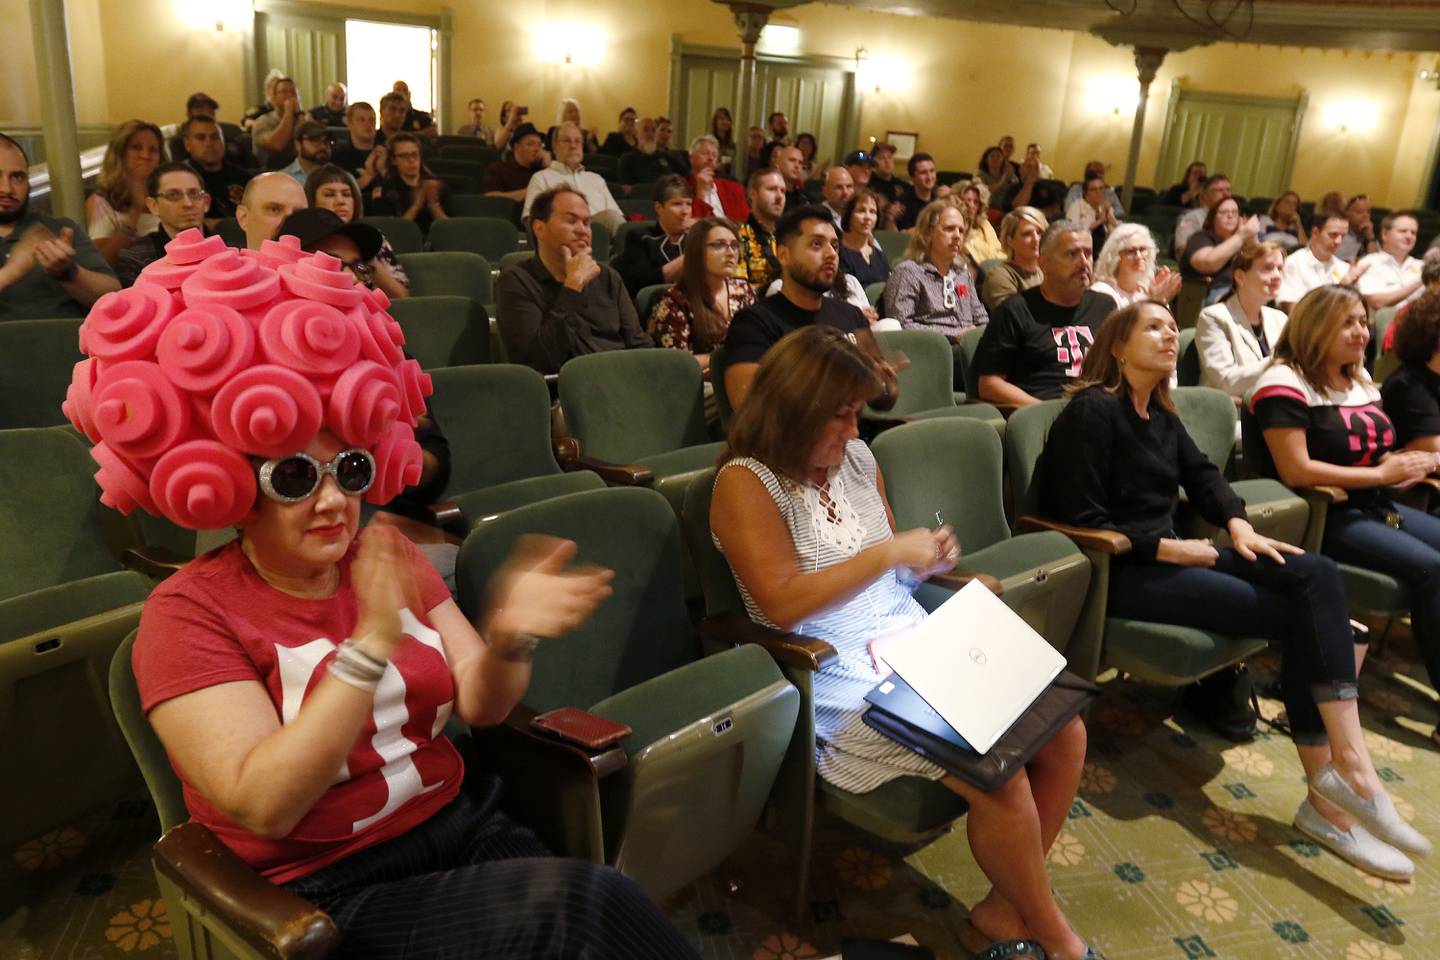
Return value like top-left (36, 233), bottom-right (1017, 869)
top-left (134, 539), bottom-right (461, 883)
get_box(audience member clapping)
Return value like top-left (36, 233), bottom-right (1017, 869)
top-left (711, 325), bottom-right (1089, 960)
top-left (1357, 212), bottom-right (1423, 310)
top-left (1174, 174), bottom-right (1231, 256)
top-left (0, 132), bottom-right (118, 320)
top-left (885, 201), bottom-right (988, 359)
top-left (1063, 162), bottom-right (1124, 218)
top-left (86, 120), bottom-right (163, 264)
top-left (1090, 223), bottom-right (1181, 310)
top-left (524, 123), bottom-right (624, 235)
top-left (369, 133), bottom-right (447, 233)
top-left (648, 215), bottom-right (755, 373)
top-left (236, 171), bottom-right (307, 250)
top-left (1042, 301), bottom-right (1427, 881)
top-left (1026, 143), bottom-right (1055, 179)
top-left (1161, 160), bottom-right (1207, 208)
top-left (687, 135), bottom-right (749, 221)
top-left (1182, 197), bottom-right (1261, 305)
top-left (614, 174), bottom-right (693, 297)
top-left (250, 75), bottom-right (302, 168)
top-left (114, 161), bottom-right (210, 287)
top-left (974, 220), bottom-right (1112, 407)
top-left (305, 163), bottom-right (409, 300)
top-left (993, 155), bottom-right (1045, 214)
top-left (839, 190), bottom-right (890, 289)
top-left (180, 115), bottom-right (251, 222)
top-left (1195, 241), bottom-right (1287, 398)
top-left (309, 82), bottom-right (347, 126)
top-left (1065, 172), bottom-right (1120, 249)
top-left (497, 186), bottom-right (651, 374)
top-left (1251, 284), bottom-right (1440, 755)
top-left (980, 206), bottom-right (1047, 312)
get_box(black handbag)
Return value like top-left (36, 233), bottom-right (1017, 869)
top-left (863, 669), bottom-right (1098, 793)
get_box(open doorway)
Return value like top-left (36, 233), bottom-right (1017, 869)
top-left (345, 20), bottom-right (436, 117)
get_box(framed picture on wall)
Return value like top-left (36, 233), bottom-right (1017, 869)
top-left (885, 131), bottom-right (918, 161)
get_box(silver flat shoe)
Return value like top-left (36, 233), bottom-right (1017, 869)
top-left (1294, 799), bottom-right (1413, 881)
top-left (1310, 763), bottom-right (1431, 858)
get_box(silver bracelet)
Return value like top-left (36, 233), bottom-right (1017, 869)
top-left (492, 634), bottom-right (541, 663)
top-left (327, 658), bottom-right (381, 692)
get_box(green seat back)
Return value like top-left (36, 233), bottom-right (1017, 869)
top-left (634, 283), bottom-right (671, 324)
top-left (711, 344), bottom-right (734, 433)
top-left (398, 251), bottom-right (493, 302)
top-left (680, 468), bottom-right (746, 618)
top-left (215, 217), bottom-right (245, 247)
top-left (559, 349), bottom-right (709, 463)
top-left (0, 318), bottom-right (83, 429)
top-left (873, 229), bottom-right (909, 264)
top-left (427, 158), bottom-right (484, 180)
top-left (437, 174), bottom-right (479, 196)
top-left (611, 221), bottom-right (655, 264)
top-left (872, 419), bottom-right (1011, 552)
top-left (619, 197), bottom-right (654, 220)
top-left (427, 364), bottom-right (565, 494)
top-left (956, 325), bottom-right (986, 395)
top-left (865, 281), bottom-right (886, 306)
top-left (110, 630), bottom-right (188, 831)
top-left (449, 193), bottom-right (521, 224)
top-left (0, 427), bottom-right (126, 599)
top-left (427, 216), bottom-right (521, 262)
top-left (1172, 386), bottom-right (1237, 472)
top-left (456, 487), bottom-right (696, 711)
top-left (1174, 277), bottom-right (1208, 329)
top-left (438, 143), bottom-right (498, 165)
top-left (869, 329), bottom-right (956, 415)
top-left (499, 250), bottom-right (534, 272)
top-left (1177, 328), bottom-right (1201, 386)
top-left (360, 216), bottom-right (424, 255)
top-left (589, 226), bottom-right (612, 263)
top-left (1004, 399), bottom-right (1068, 520)
top-left (386, 296), bottom-right (491, 368)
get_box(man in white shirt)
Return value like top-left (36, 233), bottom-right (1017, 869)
top-left (1174, 174), bottom-right (1230, 258)
top-left (1277, 212), bottom-right (1362, 312)
top-left (1357, 212), bottom-right (1423, 310)
top-left (522, 122), bottom-right (624, 235)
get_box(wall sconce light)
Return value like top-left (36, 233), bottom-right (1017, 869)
top-left (1323, 99), bottom-right (1379, 134)
top-left (1422, 67), bottom-right (1440, 89)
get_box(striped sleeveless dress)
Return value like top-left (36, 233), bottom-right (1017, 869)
top-left (715, 440), bottom-right (945, 793)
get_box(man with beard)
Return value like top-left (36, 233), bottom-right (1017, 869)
top-left (620, 117), bottom-right (686, 183)
top-left (280, 120), bottom-right (333, 187)
top-left (973, 220), bottom-right (1115, 407)
top-left (115, 161), bottom-right (211, 287)
top-left (767, 111), bottom-right (789, 145)
top-left (0, 133), bottom-right (118, 320)
top-left (734, 168), bottom-right (787, 290)
top-left (723, 204), bottom-right (897, 410)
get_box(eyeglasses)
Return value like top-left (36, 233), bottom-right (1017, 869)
top-left (301, 136), bottom-right (333, 146)
top-left (942, 271), bottom-right (958, 310)
top-left (1119, 247), bottom-right (1149, 259)
top-left (153, 189), bottom-right (208, 203)
top-left (257, 449), bottom-right (375, 503)
top-left (706, 240), bottom-right (740, 253)
top-left (338, 258), bottom-right (376, 285)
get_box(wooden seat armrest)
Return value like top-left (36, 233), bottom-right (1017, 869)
top-left (968, 399), bottom-right (1022, 417)
top-left (421, 500), bottom-right (465, 532)
top-left (122, 546), bottom-right (189, 579)
top-left (926, 569), bottom-right (1004, 596)
top-left (699, 613), bottom-right (838, 672)
top-left (1418, 477), bottom-right (1440, 495)
top-left (1016, 516), bottom-right (1133, 555)
top-left (1299, 485), bottom-right (1349, 505)
top-left (153, 822), bottom-right (339, 960)
top-left (496, 703), bottom-right (628, 778)
top-left (552, 435), bottom-right (654, 485)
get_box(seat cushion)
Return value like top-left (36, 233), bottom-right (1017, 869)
top-left (641, 442), bottom-right (727, 479)
top-left (820, 773), bottom-right (968, 842)
top-left (1, 571), bottom-right (151, 644)
top-left (1103, 619), bottom-right (1270, 686)
top-left (1338, 563), bottom-right (1409, 616)
top-left (454, 472), bottom-right (605, 527)
top-left (588, 643), bottom-right (784, 758)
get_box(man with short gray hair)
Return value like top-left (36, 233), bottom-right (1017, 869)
top-left (687, 134), bottom-right (748, 220)
top-left (974, 220), bottom-right (1116, 406)
top-left (522, 122), bottom-right (624, 234)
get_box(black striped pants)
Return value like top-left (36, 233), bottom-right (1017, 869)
top-left (282, 776), bottom-right (699, 959)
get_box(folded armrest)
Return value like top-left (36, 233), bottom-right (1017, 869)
top-left (1300, 485), bottom-right (1349, 505)
top-left (421, 500), bottom-right (465, 532)
top-left (122, 546), bottom-right (189, 580)
top-left (927, 569), bottom-right (1004, 596)
top-left (1016, 516), bottom-right (1133, 555)
top-left (700, 613), bottom-right (838, 672)
top-left (153, 822), bottom-right (339, 960)
top-left (552, 435), bottom-right (654, 485)
top-left (498, 703), bottom-right (628, 778)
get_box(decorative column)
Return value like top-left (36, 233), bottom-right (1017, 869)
top-left (730, 4), bottom-right (770, 151)
top-left (1121, 46), bottom-right (1167, 215)
top-left (30, 0), bottom-right (84, 222)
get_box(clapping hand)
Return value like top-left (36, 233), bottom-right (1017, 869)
top-left (33, 226), bottom-right (79, 281)
top-left (351, 525), bottom-right (419, 659)
top-left (1148, 266), bottom-right (1183, 303)
top-left (485, 535), bottom-right (614, 647)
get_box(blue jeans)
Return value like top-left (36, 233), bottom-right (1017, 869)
top-left (1109, 549), bottom-right (1357, 744)
top-left (1323, 502), bottom-right (1440, 715)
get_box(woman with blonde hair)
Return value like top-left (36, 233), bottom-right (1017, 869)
top-left (886, 198), bottom-right (987, 343)
top-left (1252, 284), bottom-right (1440, 752)
top-left (1091, 223), bottom-right (1182, 310)
top-left (956, 179), bottom-right (1005, 269)
top-left (712, 324), bottom-right (1093, 960)
top-left (1043, 300), bottom-right (1426, 880)
top-left (86, 120), bottom-right (163, 264)
top-left (980, 206), bottom-right (1047, 312)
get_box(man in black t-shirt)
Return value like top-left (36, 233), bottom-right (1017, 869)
top-left (973, 220), bottom-right (1116, 405)
top-left (179, 115), bottom-right (253, 224)
top-left (724, 204), bottom-right (896, 410)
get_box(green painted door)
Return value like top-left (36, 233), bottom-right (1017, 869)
top-left (256, 10), bottom-right (345, 109)
top-left (1155, 82), bottom-right (1307, 199)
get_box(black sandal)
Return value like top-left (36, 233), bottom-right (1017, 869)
top-left (976, 941), bottom-right (1046, 959)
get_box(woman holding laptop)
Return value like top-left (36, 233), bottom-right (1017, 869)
top-left (710, 325), bottom-right (1092, 960)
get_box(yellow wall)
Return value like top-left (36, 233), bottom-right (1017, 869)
top-left (3, 0), bottom-right (1436, 206)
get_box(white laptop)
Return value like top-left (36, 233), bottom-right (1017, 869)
top-left (877, 578), bottom-right (1066, 754)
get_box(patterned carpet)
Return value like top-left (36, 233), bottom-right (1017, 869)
top-left (6, 624), bottom-right (1440, 960)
